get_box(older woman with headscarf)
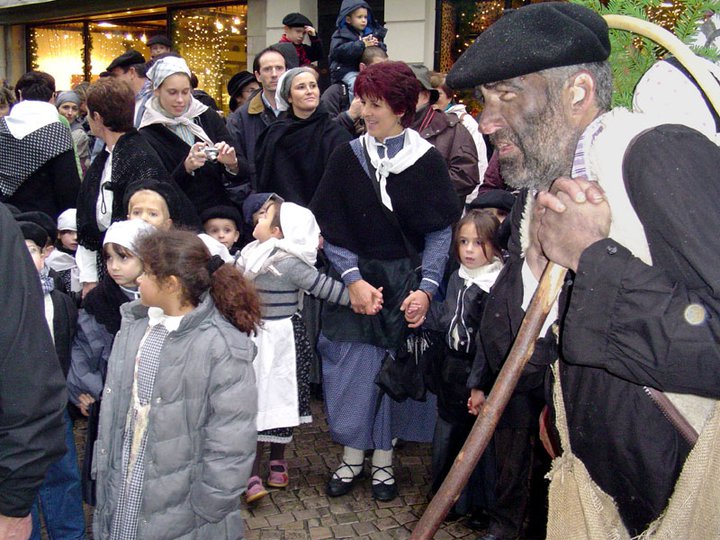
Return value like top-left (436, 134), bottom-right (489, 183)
top-left (138, 55), bottom-right (250, 214)
top-left (254, 67), bottom-right (352, 206)
top-left (310, 61), bottom-right (461, 502)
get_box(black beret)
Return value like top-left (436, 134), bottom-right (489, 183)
top-left (242, 193), bottom-right (284, 226)
top-left (446, 2), bottom-right (610, 89)
top-left (227, 71), bottom-right (257, 99)
top-left (467, 189), bottom-right (516, 213)
top-left (123, 179), bottom-right (191, 226)
top-left (18, 221), bottom-right (49, 249)
top-left (147, 34), bottom-right (172, 48)
top-left (15, 211), bottom-right (56, 243)
top-left (106, 49), bottom-right (146, 72)
top-left (200, 205), bottom-right (243, 229)
top-left (282, 12), bottom-right (313, 27)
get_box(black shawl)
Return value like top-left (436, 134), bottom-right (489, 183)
top-left (310, 141), bottom-right (461, 260)
top-left (77, 130), bottom-right (186, 252)
top-left (254, 107), bottom-right (352, 206)
top-left (82, 277), bottom-right (132, 336)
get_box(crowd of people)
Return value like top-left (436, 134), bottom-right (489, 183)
top-left (1, 2), bottom-right (720, 540)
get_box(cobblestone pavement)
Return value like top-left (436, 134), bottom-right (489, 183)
top-left (73, 399), bottom-right (479, 539)
top-left (242, 399), bottom-right (478, 540)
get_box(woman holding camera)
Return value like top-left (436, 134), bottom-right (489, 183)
top-left (139, 55), bottom-right (250, 214)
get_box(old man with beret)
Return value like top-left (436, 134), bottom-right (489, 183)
top-left (451, 2), bottom-right (720, 537)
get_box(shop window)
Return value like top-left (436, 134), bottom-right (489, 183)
top-left (89, 19), bottom-right (165, 78)
top-left (171, 4), bottom-right (248, 114)
top-left (29, 24), bottom-right (84, 90)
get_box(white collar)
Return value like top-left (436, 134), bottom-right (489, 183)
top-left (4, 100), bottom-right (60, 140)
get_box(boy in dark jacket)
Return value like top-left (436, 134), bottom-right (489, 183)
top-left (329, 0), bottom-right (387, 98)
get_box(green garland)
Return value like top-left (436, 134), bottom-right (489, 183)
top-left (571, 0), bottom-right (720, 108)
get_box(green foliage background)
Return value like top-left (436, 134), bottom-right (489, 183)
top-left (570, 0), bottom-right (720, 107)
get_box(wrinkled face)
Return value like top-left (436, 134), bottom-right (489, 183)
top-left (360, 96), bottom-right (403, 141)
top-left (25, 240), bottom-right (46, 272)
top-left (347, 8), bottom-right (368, 30)
top-left (127, 190), bottom-right (172, 230)
top-left (204, 218), bottom-right (240, 250)
top-left (253, 202), bottom-right (282, 242)
top-left (285, 26), bottom-right (306, 45)
top-left (155, 73), bottom-right (192, 117)
top-left (150, 43), bottom-right (171, 58)
top-left (478, 73), bottom-right (580, 191)
top-left (255, 51), bottom-right (286, 94)
top-left (287, 72), bottom-right (320, 117)
top-left (456, 223), bottom-right (489, 270)
top-left (58, 102), bottom-right (79, 124)
top-left (104, 244), bottom-right (143, 288)
top-left (58, 230), bottom-right (78, 251)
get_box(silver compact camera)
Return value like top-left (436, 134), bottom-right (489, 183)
top-left (203, 146), bottom-right (219, 161)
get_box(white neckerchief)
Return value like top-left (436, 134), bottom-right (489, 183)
top-left (138, 96), bottom-right (212, 146)
top-left (238, 202), bottom-right (321, 278)
top-left (362, 129), bottom-right (433, 210)
top-left (458, 259), bottom-right (503, 293)
top-left (4, 100), bottom-right (60, 140)
top-left (96, 145), bottom-right (114, 231)
top-left (147, 306), bottom-right (184, 332)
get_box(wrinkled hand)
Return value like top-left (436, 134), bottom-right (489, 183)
top-left (400, 290), bottom-right (430, 328)
top-left (214, 141), bottom-right (239, 173)
top-left (536, 176), bottom-right (610, 272)
top-left (0, 514), bottom-right (32, 540)
top-left (78, 393), bottom-right (96, 417)
top-left (184, 142), bottom-right (208, 173)
top-left (348, 280), bottom-right (383, 315)
top-left (81, 281), bottom-right (97, 299)
top-left (467, 388), bottom-right (486, 416)
top-left (525, 199), bottom-right (548, 280)
top-left (304, 25), bottom-right (317, 37)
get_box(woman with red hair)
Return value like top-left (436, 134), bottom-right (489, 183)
top-left (311, 61), bottom-right (461, 501)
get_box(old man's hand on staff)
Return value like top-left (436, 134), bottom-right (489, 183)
top-left (536, 177), bottom-right (611, 271)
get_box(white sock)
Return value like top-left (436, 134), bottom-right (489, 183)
top-left (334, 446), bottom-right (364, 482)
top-left (371, 448), bottom-right (394, 485)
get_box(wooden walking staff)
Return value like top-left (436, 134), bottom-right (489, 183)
top-left (410, 261), bottom-right (566, 540)
top-left (411, 15), bottom-right (720, 540)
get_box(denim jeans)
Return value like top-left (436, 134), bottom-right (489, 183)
top-left (31, 409), bottom-right (86, 540)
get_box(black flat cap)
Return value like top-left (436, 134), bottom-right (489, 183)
top-left (200, 205), bottom-right (243, 229)
top-left (18, 221), bottom-right (49, 249)
top-left (227, 71), bottom-right (257, 98)
top-left (106, 49), bottom-right (146, 72)
top-left (147, 34), bottom-right (172, 48)
top-left (282, 12), bottom-right (313, 27)
top-left (15, 211), bottom-right (56, 242)
top-left (447, 2), bottom-right (610, 89)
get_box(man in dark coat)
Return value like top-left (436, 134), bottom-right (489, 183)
top-left (450, 3), bottom-right (720, 537)
top-left (0, 71), bottom-right (80, 220)
top-left (226, 47), bottom-right (287, 188)
top-left (0, 203), bottom-right (67, 539)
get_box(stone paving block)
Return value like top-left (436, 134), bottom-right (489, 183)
top-left (432, 529), bottom-right (455, 540)
top-left (393, 511), bottom-right (417, 526)
top-left (303, 496), bottom-right (331, 509)
top-left (332, 523), bottom-right (357, 538)
top-left (375, 508), bottom-right (394, 518)
top-left (278, 519), bottom-right (307, 531)
top-left (335, 511), bottom-right (359, 524)
top-left (245, 516), bottom-right (270, 529)
top-left (292, 508), bottom-right (321, 521)
top-left (319, 515), bottom-right (337, 527)
top-left (377, 497), bottom-right (404, 509)
top-left (375, 516), bottom-right (400, 531)
top-left (309, 526), bottom-right (333, 539)
top-left (258, 530), bottom-right (282, 539)
top-left (352, 521), bottom-right (378, 536)
top-left (286, 531), bottom-right (311, 540)
top-left (266, 512), bottom-right (296, 526)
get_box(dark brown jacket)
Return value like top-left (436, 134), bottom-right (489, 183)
top-left (412, 106), bottom-right (479, 198)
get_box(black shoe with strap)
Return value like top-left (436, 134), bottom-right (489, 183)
top-left (371, 464), bottom-right (398, 502)
top-left (325, 461), bottom-right (365, 497)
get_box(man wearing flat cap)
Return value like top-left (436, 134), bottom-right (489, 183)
top-left (107, 49), bottom-right (151, 128)
top-left (451, 2), bottom-right (720, 537)
top-left (278, 12), bottom-right (323, 67)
